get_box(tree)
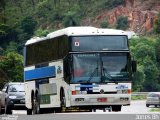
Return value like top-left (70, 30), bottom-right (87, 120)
top-left (155, 37), bottom-right (160, 63)
top-left (0, 23), bottom-right (18, 46)
top-left (5, 42), bottom-right (18, 54)
top-left (35, 29), bottom-right (49, 37)
top-left (0, 0), bottom-right (6, 23)
top-left (116, 16), bottom-right (129, 30)
top-left (132, 65), bottom-right (145, 91)
top-left (142, 56), bottom-right (159, 91)
top-left (130, 37), bottom-right (159, 92)
top-left (154, 13), bottom-right (160, 34)
top-left (63, 12), bottom-right (79, 27)
top-left (0, 52), bottom-right (23, 82)
top-left (100, 21), bottom-right (109, 28)
top-left (21, 16), bottom-right (37, 36)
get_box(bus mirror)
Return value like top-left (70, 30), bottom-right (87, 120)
top-left (132, 60), bottom-right (137, 72)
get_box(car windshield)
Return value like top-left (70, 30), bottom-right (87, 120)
top-left (8, 84), bottom-right (25, 92)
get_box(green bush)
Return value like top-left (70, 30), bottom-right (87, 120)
top-left (116, 16), bottom-right (129, 30)
top-left (131, 95), bottom-right (146, 100)
top-left (100, 21), bottom-right (109, 28)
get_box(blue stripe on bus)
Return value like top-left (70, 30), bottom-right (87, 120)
top-left (24, 66), bottom-right (55, 81)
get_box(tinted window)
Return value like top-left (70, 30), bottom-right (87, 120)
top-left (26, 35), bottom-right (69, 66)
top-left (71, 36), bottom-right (128, 51)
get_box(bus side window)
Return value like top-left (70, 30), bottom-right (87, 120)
top-left (63, 56), bottom-right (71, 84)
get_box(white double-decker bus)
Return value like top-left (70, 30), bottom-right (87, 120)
top-left (24, 27), bottom-right (136, 114)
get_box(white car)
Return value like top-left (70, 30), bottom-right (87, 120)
top-left (146, 92), bottom-right (160, 107)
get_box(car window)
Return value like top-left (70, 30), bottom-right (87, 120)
top-left (8, 84), bottom-right (24, 92)
top-left (153, 93), bottom-right (160, 97)
top-left (147, 93), bottom-right (153, 97)
top-left (148, 93), bottom-right (160, 97)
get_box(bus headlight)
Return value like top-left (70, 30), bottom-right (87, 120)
top-left (72, 90), bottom-right (87, 95)
top-left (117, 89), bottom-right (131, 94)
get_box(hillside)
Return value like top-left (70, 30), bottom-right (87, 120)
top-left (0, 0), bottom-right (160, 40)
top-left (82, 0), bottom-right (160, 34)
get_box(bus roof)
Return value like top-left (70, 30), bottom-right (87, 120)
top-left (25, 26), bottom-right (130, 45)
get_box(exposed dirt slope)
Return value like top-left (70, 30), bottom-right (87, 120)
top-left (81, 0), bottom-right (160, 34)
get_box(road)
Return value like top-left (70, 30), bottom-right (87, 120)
top-left (1, 100), bottom-right (160, 120)
top-left (12, 100), bottom-right (159, 114)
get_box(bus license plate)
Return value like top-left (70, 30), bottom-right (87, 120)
top-left (75, 98), bottom-right (84, 102)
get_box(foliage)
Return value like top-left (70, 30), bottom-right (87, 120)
top-left (35, 29), bottom-right (49, 37)
top-left (132, 65), bottom-right (144, 91)
top-left (100, 21), bottom-right (109, 28)
top-left (150, 108), bottom-right (160, 112)
top-left (155, 37), bottom-right (160, 63)
top-left (0, 23), bottom-right (18, 46)
top-left (0, 52), bottom-right (23, 82)
top-left (21, 16), bottom-right (37, 36)
top-left (154, 13), bottom-right (160, 34)
top-left (131, 95), bottom-right (146, 100)
top-left (103, 0), bottom-right (125, 10)
top-left (0, 0), bottom-right (160, 92)
top-left (130, 37), bottom-right (160, 92)
top-left (5, 41), bottom-right (18, 54)
top-left (116, 16), bottom-right (129, 30)
top-left (63, 11), bottom-right (80, 27)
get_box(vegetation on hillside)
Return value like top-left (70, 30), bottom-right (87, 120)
top-left (0, 0), bottom-right (160, 91)
top-left (130, 37), bottom-right (160, 91)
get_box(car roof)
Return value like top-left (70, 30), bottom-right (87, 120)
top-left (148, 92), bottom-right (160, 94)
top-left (7, 82), bottom-right (24, 85)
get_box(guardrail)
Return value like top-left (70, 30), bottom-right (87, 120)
top-left (131, 92), bottom-right (148, 100)
top-left (132, 92), bottom-right (148, 96)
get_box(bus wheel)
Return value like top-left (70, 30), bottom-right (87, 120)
top-left (112, 105), bottom-right (122, 112)
top-left (60, 90), bottom-right (66, 112)
top-left (5, 104), bottom-right (12, 114)
top-left (92, 109), bottom-right (96, 112)
top-left (27, 109), bottom-right (32, 115)
top-left (103, 108), bottom-right (106, 112)
top-left (32, 95), bottom-right (40, 114)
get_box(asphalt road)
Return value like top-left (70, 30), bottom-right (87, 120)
top-left (12, 100), bottom-right (159, 114)
top-left (1, 100), bottom-right (160, 120)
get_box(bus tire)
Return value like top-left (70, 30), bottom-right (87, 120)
top-left (60, 88), bottom-right (66, 112)
top-left (27, 109), bottom-right (32, 115)
top-left (0, 103), bottom-right (2, 114)
top-left (103, 108), bottom-right (106, 112)
top-left (5, 104), bottom-right (12, 114)
top-left (32, 94), bottom-right (40, 114)
top-left (112, 105), bottom-right (121, 112)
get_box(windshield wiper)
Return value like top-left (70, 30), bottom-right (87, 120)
top-left (101, 60), bottom-right (112, 82)
top-left (77, 80), bottom-right (87, 83)
top-left (87, 67), bottom-right (98, 83)
top-left (102, 67), bottom-right (112, 79)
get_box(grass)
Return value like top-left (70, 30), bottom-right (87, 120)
top-left (131, 95), bottom-right (147, 100)
top-left (150, 108), bottom-right (160, 112)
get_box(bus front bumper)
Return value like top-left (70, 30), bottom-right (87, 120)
top-left (71, 94), bottom-right (131, 106)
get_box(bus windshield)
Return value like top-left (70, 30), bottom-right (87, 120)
top-left (71, 53), bottom-right (130, 84)
top-left (71, 53), bottom-right (101, 83)
top-left (71, 35), bottom-right (128, 51)
top-left (101, 53), bottom-right (129, 82)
